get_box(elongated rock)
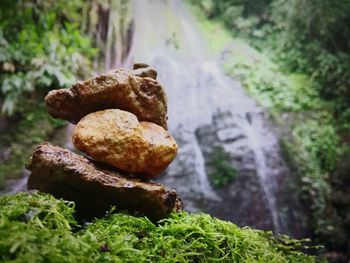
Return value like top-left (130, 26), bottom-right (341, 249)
top-left (45, 66), bottom-right (168, 129)
top-left (26, 143), bottom-right (182, 220)
top-left (73, 109), bottom-right (177, 178)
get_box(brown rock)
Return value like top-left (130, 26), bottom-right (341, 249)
top-left (26, 142), bottom-right (182, 220)
top-left (133, 63), bottom-right (151, 69)
top-left (45, 67), bottom-right (168, 129)
top-left (73, 109), bottom-right (177, 178)
top-left (132, 63), bottom-right (157, 79)
top-left (132, 67), bottom-right (157, 80)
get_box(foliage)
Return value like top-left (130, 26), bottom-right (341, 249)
top-left (187, 0), bottom-right (348, 256)
top-left (0, 192), bottom-right (318, 262)
top-left (207, 146), bottom-right (237, 187)
top-left (0, 0), bottom-right (96, 115)
top-left (221, 37), bottom-right (342, 240)
top-left (189, 0), bottom-right (272, 41)
top-left (0, 0), bottom-right (96, 188)
top-left (190, 0), bottom-right (350, 117)
top-left (280, 115), bottom-right (341, 233)
top-left (222, 40), bottom-right (320, 113)
top-left (268, 36), bottom-right (350, 121)
top-left (270, 0), bottom-right (350, 52)
top-left (0, 105), bottom-right (65, 188)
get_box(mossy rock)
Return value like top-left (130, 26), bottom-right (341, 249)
top-left (0, 192), bottom-right (319, 262)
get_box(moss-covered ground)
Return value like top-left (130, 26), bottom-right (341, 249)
top-left (0, 192), bottom-right (319, 262)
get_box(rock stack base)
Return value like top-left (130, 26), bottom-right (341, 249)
top-left (27, 143), bottom-right (181, 220)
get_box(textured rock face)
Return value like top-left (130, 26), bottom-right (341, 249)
top-left (26, 143), bottom-right (182, 220)
top-left (73, 109), bottom-right (177, 178)
top-left (45, 67), bottom-right (168, 129)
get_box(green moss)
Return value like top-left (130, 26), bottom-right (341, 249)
top-left (207, 146), bottom-right (237, 188)
top-left (0, 104), bottom-right (65, 188)
top-left (0, 192), bottom-right (318, 262)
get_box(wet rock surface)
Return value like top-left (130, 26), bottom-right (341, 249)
top-left (132, 63), bottom-right (158, 79)
top-left (45, 66), bottom-right (168, 129)
top-left (195, 111), bottom-right (274, 230)
top-left (158, 109), bottom-right (305, 235)
top-left (27, 143), bottom-right (182, 220)
top-left (128, 0), bottom-right (306, 235)
top-left (73, 109), bottom-right (177, 178)
top-left (26, 64), bottom-right (182, 220)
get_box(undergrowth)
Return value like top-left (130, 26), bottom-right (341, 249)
top-left (186, 1), bottom-right (344, 246)
top-left (0, 0), bottom-right (94, 189)
top-left (222, 41), bottom-right (321, 114)
top-left (0, 104), bottom-right (65, 188)
top-left (0, 192), bottom-right (318, 262)
top-left (0, 0), bottom-right (96, 116)
top-left (220, 42), bottom-right (341, 236)
top-left (208, 146), bottom-right (237, 188)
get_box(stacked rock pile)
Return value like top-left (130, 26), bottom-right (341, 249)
top-left (26, 64), bottom-right (182, 220)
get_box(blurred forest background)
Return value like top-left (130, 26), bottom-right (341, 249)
top-left (0, 0), bottom-right (349, 261)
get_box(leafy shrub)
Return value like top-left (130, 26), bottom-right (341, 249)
top-left (0, 0), bottom-right (96, 115)
top-left (0, 0), bottom-right (96, 187)
top-left (222, 40), bottom-right (320, 113)
top-left (0, 192), bottom-right (317, 262)
top-left (281, 116), bottom-right (341, 233)
top-left (0, 105), bottom-right (65, 188)
top-left (207, 147), bottom-right (237, 187)
top-left (191, 0), bottom-right (350, 115)
top-left (269, 0), bottom-right (350, 115)
top-left (268, 36), bottom-right (350, 118)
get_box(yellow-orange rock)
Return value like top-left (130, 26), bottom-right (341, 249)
top-left (72, 109), bottom-right (177, 178)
